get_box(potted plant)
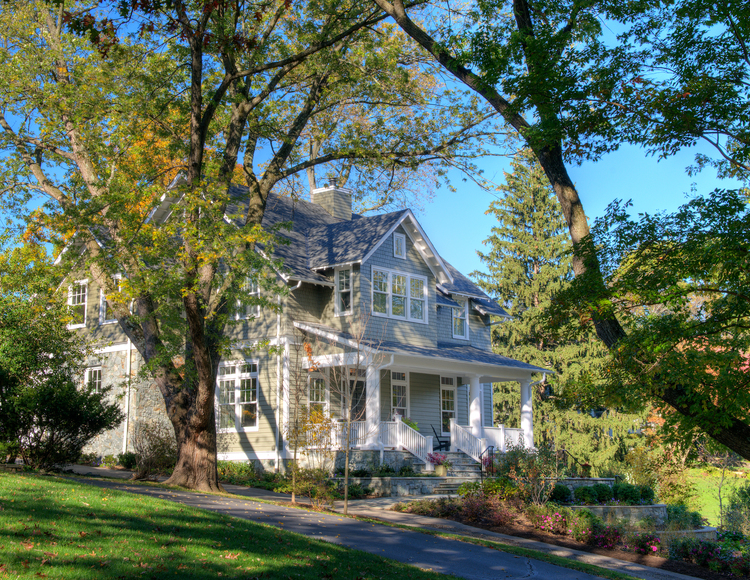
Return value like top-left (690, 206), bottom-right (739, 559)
top-left (427, 452), bottom-right (453, 476)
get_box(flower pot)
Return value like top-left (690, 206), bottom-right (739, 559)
top-left (435, 465), bottom-right (448, 477)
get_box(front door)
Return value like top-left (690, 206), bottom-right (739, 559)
top-left (441, 386), bottom-right (456, 435)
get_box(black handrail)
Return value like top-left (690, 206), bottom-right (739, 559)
top-left (478, 446), bottom-right (495, 483)
top-left (560, 448), bottom-right (590, 476)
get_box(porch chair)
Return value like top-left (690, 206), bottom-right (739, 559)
top-left (431, 425), bottom-right (450, 451)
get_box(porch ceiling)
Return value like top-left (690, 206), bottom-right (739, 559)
top-left (293, 321), bottom-right (550, 382)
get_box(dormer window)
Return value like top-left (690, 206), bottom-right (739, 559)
top-left (68, 280), bottom-right (88, 328)
top-left (236, 278), bottom-right (260, 320)
top-left (335, 268), bottom-right (352, 316)
top-left (452, 297), bottom-right (469, 339)
top-left (393, 233), bottom-right (406, 259)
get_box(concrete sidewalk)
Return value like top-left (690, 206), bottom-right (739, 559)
top-left (63, 465), bottom-right (700, 580)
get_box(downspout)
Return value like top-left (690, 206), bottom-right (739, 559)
top-left (275, 294), bottom-right (282, 471)
top-left (122, 338), bottom-right (132, 454)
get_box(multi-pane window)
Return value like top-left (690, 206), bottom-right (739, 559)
top-left (308, 375), bottom-right (328, 414)
top-left (393, 233), bottom-right (406, 259)
top-left (236, 278), bottom-right (260, 320)
top-left (99, 276), bottom-right (122, 324)
top-left (452, 297), bottom-right (468, 339)
top-left (68, 281), bottom-right (87, 327)
top-left (441, 385), bottom-right (456, 435)
top-left (391, 371), bottom-right (408, 418)
top-left (217, 363), bottom-right (258, 431)
top-left (371, 268), bottom-right (428, 323)
top-left (85, 367), bottom-right (102, 393)
top-left (336, 268), bottom-right (352, 315)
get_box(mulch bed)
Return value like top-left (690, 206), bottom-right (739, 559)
top-left (431, 510), bottom-right (742, 580)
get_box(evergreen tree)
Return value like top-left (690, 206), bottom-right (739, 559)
top-left (473, 150), bottom-right (643, 471)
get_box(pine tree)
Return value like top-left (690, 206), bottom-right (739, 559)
top-left (473, 150), bottom-right (644, 471)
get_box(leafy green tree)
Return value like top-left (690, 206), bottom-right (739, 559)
top-left (473, 150), bottom-right (642, 471)
top-left (372, 0), bottom-right (750, 459)
top-left (0, 245), bottom-right (123, 469)
top-left (0, 0), bottom-right (500, 490)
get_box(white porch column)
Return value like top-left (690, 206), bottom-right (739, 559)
top-left (365, 363), bottom-right (381, 448)
top-left (468, 374), bottom-right (482, 438)
top-left (520, 378), bottom-right (534, 448)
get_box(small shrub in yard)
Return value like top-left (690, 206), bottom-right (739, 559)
top-left (217, 460), bottom-right (260, 485)
top-left (589, 522), bottom-right (623, 549)
top-left (729, 555), bottom-right (750, 577)
top-left (638, 485), bottom-right (655, 504)
top-left (666, 504), bottom-right (704, 530)
top-left (591, 483), bottom-right (613, 503)
top-left (103, 454), bottom-right (116, 468)
top-left (525, 504), bottom-right (598, 543)
top-left (117, 452), bottom-right (138, 470)
top-left (612, 482), bottom-right (644, 505)
top-left (131, 421), bottom-right (178, 479)
top-left (629, 532), bottom-right (661, 555)
top-left (573, 485), bottom-right (598, 505)
top-left (549, 483), bottom-right (572, 503)
top-left (668, 538), bottom-right (726, 570)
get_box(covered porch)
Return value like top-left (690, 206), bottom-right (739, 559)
top-left (293, 322), bottom-right (548, 468)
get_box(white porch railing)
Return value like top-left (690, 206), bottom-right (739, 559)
top-left (482, 425), bottom-right (524, 452)
top-left (449, 419), bottom-right (485, 463)
top-left (378, 417), bottom-right (433, 469)
top-left (504, 427), bottom-right (524, 448)
top-left (333, 420), bottom-right (368, 448)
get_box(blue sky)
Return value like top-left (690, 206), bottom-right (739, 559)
top-left (419, 143), bottom-right (740, 279)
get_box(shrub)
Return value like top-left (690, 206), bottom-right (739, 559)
top-left (349, 467), bottom-right (370, 477)
top-left (458, 481), bottom-right (481, 497)
top-left (117, 452), bottom-right (138, 470)
top-left (217, 460), bottom-right (259, 485)
top-left (102, 454), bottom-right (116, 468)
top-left (341, 482), bottom-right (370, 499)
top-left (630, 532), bottom-right (661, 555)
top-left (592, 483), bottom-right (613, 503)
top-left (574, 486), bottom-right (598, 505)
top-left (397, 465), bottom-right (417, 476)
top-left (729, 555), bottom-right (750, 577)
top-left (590, 522), bottom-right (623, 549)
top-left (549, 483), bottom-right (572, 503)
top-left (525, 503), bottom-right (600, 543)
top-left (638, 485), bottom-right (655, 504)
top-left (482, 476), bottom-right (518, 500)
top-left (613, 482), bottom-right (642, 505)
top-left (372, 463), bottom-right (396, 477)
top-left (724, 482), bottom-right (750, 536)
top-left (570, 509), bottom-right (598, 543)
top-left (666, 504), bottom-right (704, 530)
top-left (131, 421), bottom-right (178, 479)
top-left (77, 452), bottom-right (99, 466)
top-left (668, 538), bottom-right (726, 569)
top-left (497, 441), bottom-right (561, 505)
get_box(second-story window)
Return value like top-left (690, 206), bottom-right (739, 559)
top-left (236, 278), bottom-right (260, 320)
top-left (68, 281), bottom-right (87, 328)
top-left (372, 267), bottom-right (427, 323)
top-left (99, 275), bottom-right (122, 325)
top-left (335, 268), bottom-right (352, 315)
top-left (452, 297), bottom-right (468, 339)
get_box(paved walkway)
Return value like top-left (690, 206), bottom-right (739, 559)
top-left (63, 466), bottom-right (700, 580)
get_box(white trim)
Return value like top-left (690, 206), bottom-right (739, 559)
top-left (359, 210), bottom-right (453, 285)
top-left (436, 284), bottom-right (486, 300)
top-left (439, 380), bottom-right (457, 436)
top-left (452, 297), bottom-right (469, 340)
top-left (293, 321), bottom-right (379, 354)
top-left (216, 360), bottom-right (260, 433)
top-left (99, 274), bottom-right (123, 325)
top-left (334, 266), bottom-right (353, 316)
top-left (390, 370), bottom-right (409, 418)
top-left (67, 279), bottom-right (88, 329)
top-left (94, 343), bottom-right (131, 354)
top-left (393, 232), bottom-right (406, 259)
top-left (371, 266), bottom-right (428, 324)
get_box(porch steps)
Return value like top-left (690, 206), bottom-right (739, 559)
top-left (444, 451), bottom-right (482, 477)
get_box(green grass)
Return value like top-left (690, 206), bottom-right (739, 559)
top-left (684, 466), bottom-right (749, 526)
top-left (0, 472), bottom-right (456, 579)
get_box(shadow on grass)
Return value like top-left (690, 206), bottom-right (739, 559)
top-left (0, 472), bottom-right (446, 580)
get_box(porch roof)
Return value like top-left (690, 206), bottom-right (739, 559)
top-left (294, 321), bottom-right (551, 381)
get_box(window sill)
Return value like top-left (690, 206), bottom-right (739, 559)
top-left (217, 426), bottom-right (260, 434)
top-left (372, 311), bottom-right (428, 324)
top-left (67, 323), bottom-right (86, 330)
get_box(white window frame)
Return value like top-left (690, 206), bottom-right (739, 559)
top-left (334, 267), bottom-right (352, 316)
top-left (439, 378), bottom-right (457, 436)
top-left (452, 296), bottom-right (469, 340)
top-left (390, 370), bottom-right (409, 419)
top-left (67, 280), bottom-right (88, 329)
top-left (216, 361), bottom-right (259, 433)
top-left (307, 371), bottom-right (330, 415)
top-left (236, 278), bottom-right (260, 320)
top-left (393, 232), bottom-right (406, 259)
top-left (371, 267), bottom-right (428, 324)
top-left (99, 274), bottom-right (122, 325)
top-left (85, 366), bottom-right (102, 393)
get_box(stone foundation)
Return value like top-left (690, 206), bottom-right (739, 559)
top-left (337, 476), bottom-right (477, 497)
top-left (552, 478), bottom-right (616, 491)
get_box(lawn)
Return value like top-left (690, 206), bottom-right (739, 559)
top-left (0, 472), bottom-right (452, 580)
top-left (684, 466), bottom-right (749, 526)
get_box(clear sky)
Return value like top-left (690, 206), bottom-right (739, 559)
top-left (418, 142), bottom-right (741, 279)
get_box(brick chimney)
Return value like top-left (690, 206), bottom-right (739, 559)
top-left (311, 184), bottom-right (352, 221)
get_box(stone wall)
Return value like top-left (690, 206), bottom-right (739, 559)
top-left (338, 476), bottom-right (476, 497)
top-left (552, 478), bottom-right (616, 491)
top-left (571, 504), bottom-right (668, 526)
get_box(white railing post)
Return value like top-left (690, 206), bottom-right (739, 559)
top-left (395, 414), bottom-right (402, 450)
top-left (500, 424), bottom-right (506, 453)
top-left (449, 417), bottom-right (456, 452)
